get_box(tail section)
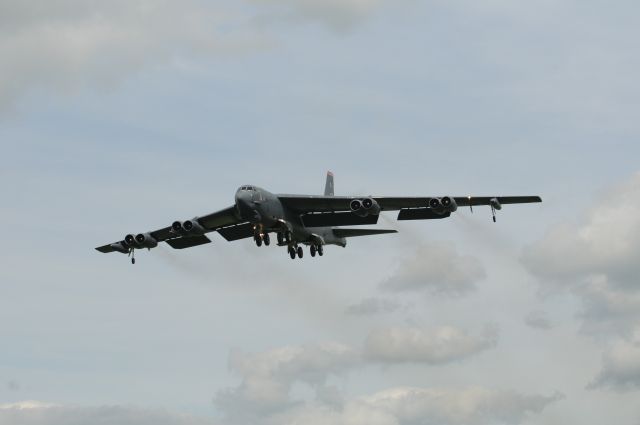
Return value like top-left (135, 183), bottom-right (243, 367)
top-left (324, 171), bottom-right (334, 196)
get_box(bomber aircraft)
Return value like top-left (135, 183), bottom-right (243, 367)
top-left (96, 172), bottom-right (541, 263)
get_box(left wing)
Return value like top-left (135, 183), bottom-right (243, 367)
top-left (95, 205), bottom-right (244, 254)
top-left (278, 195), bottom-right (542, 213)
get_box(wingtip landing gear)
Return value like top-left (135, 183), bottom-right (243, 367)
top-left (128, 248), bottom-right (136, 265)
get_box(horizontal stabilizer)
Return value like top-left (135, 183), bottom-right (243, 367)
top-left (217, 223), bottom-right (254, 241)
top-left (166, 235), bottom-right (211, 249)
top-left (398, 209), bottom-right (451, 220)
top-left (302, 212), bottom-right (379, 227)
top-left (333, 228), bottom-right (397, 238)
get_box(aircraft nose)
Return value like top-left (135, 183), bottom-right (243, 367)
top-left (235, 191), bottom-right (254, 218)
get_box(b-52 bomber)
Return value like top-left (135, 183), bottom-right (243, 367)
top-left (96, 172), bottom-right (541, 264)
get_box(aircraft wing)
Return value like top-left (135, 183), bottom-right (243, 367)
top-left (95, 205), bottom-right (244, 254)
top-left (278, 195), bottom-right (542, 213)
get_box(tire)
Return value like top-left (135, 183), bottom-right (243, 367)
top-left (263, 233), bottom-right (270, 246)
top-left (310, 245), bottom-right (316, 257)
top-left (297, 246), bottom-right (303, 258)
top-left (289, 247), bottom-right (296, 259)
top-left (277, 232), bottom-right (284, 245)
top-left (318, 245), bottom-right (323, 256)
top-left (256, 237), bottom-right (262, 247)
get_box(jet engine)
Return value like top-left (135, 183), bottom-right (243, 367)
top-left (171, 218), bottom-right (206, 235)
top-left (362, 198), bottom-right (381, 215)
top-left (350, 198), bottom-right (380, 217)
top-left (440, 196), bottom-right (458, 212)
top-left (429, 196), bottom-right (457, 214)
top-left (135, 233), bottom-right (158, 248)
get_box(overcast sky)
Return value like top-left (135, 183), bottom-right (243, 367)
top-left (1, 1), bottom-right (639, 424)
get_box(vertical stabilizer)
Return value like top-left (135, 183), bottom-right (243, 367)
top-left (324, 171), bottom-right (334, 196)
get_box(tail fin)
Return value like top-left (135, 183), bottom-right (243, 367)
top-left (324, 171), bottom-right (334, 196)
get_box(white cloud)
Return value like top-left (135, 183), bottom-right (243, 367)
top-left (214, 342), bottom-right (358, 419)
top-left (0, 1), bottom-right (259, 110)
top-left (522, 172), bottom-right (640, 287)
top-left (380, 244), bottom-right (486, 296)
top-left (364, 325), bottom-right (498, 365)
top-left (272, 387), bottom-right (562, 425)
top-left (522, 173), bottom-right (640, 338)
top-left (588, 340), bottom-right (640, 392)
top-left (0, 403), bottom-right (216, 425)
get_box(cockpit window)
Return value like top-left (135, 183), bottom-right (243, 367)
top-left (239, 186), bottom-right (255, 191)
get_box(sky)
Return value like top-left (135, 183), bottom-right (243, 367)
top-left (1, 1), bottom-right (639, 424)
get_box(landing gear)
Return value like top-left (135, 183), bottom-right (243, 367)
top-left (263, 233), bottom-right (270, 246)
top-left (288, 246), bottom-right (296, 259)
top-left (128, 248), bottom-right (136, 265)
top-left (297, 246), bottom-right (304, 258)
top-left (317, 245), bottom-right (324, 256)
top-left (310, 245), bottom-right (317, 257)
top-left (491, 205), bottom-right (497, 223)
top-left (255, 235), bottom-right (263, 247)
top-left (277, 232), bottom-right (284, 245)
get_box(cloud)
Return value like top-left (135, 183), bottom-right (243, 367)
top-left (522, 172), bottom-right (640, 288)
top-left (247, 0), bottom-right (384, 32)
top-left (380, 244), bottom-right (486, 296)
top-left (522, 173), bottom-right (640, 337)
top-left (0, 1), bottom-right (262, 111)
top-left (0, 0), bottom-right (391, 111)
top-left (214, 342), bottom-right (358, 420)
top-left (364, 325), bottom-right (498, 365)
top-left (524, 310), bottom-right (553, 330)
top-left (345, 297), bottom-right (402, 316)
top-left (0, 402), bottom-right (216, 425)
top-left (273, 387), bottom-right (562, 425)
top-left (588, 340), bottom-right (640, 392)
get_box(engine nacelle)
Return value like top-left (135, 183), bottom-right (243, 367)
top-left (441, 196), bottom-right (458, 213)
top-left (350, 199), bottom-right (367, 217)
top-left (361, 198), bottom-right (381, 215)
top-left (171, 218), bottom-right (206, 235)
top-left (124, 233), bottom-right (138, 247)
top-left (350, 198), bottom-right (381, 217)
top-left (135, 233), bottom-right (158, 248)
top-left (430, 196), bottom-right (457, 214)
top-left (490, 197), bottom-right (502, 210)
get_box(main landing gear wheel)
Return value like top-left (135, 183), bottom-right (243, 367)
top-left (310, 245), bottom-right (317, 257)
top-left (277, 232), bottom-right (284, 245)
top-left (318, 245), bottom-right (324, 256)
top-left (285, 231), bottom-right (292, 243)
top-left (131, 257), bottom-right (135, 264)
top-left (263, 233), bottom-right (270, 246)
top-left (297, 246), bottom-right (304, 259)
top-left (255, 235), bottom-right (263, 247)
top-left (289, 247), bottom-right (296, 259)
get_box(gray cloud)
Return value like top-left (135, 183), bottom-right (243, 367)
top-left (524, 310), bottom-right (553, 330)
top-left (380, 244), bottom-right (486, 296)
top-left (364, 325), bottom-right (498, 365)
top-left (588, 340), bottom-right (640, 392)
top-left (214, 342), bottom-right (358, 420)
top-left (272, 387), bottom-right (562, 425)
top-left (0, 402), bottom-right (216, 425)
top-left (247, 0), bottom-right (384, 32)
top-left (345, 297), bottom-right (402, 316)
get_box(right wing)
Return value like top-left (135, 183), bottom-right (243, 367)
top-left (95, 205), bottom-right (245, 254)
